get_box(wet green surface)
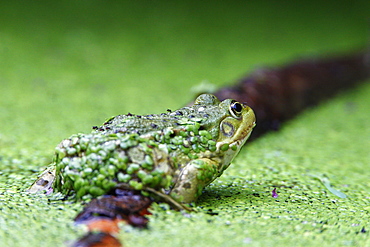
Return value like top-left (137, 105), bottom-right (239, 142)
top-left (0, 1), bottom-right (369, 246)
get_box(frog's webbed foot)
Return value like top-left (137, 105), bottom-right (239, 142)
top-left (28, 166), bottom-right (56, 194)
top-left (145, 187), bottom-right (193, 211)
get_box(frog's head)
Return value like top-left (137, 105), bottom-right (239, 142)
top-left (194, 94), bottom-right (256, 144)
top-left (217, 98), bottom-right (255, 146)
top-left (217, 97), bottom-right (255, 154)
top-left (194, 94), bottom-right (256, 171)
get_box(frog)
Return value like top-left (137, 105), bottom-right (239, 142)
top-left (29, 94), bottom-right (256, 210)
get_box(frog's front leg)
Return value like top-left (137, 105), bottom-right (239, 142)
top-left (170, 158), bottom-right (220, 203)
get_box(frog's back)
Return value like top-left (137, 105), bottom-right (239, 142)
top-left (95, 97), bottom-right (227, 138)
top-left (94, 112), bottom-right (193, 135)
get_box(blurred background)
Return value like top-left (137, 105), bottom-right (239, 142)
top-left (0, 0), bottom-right (369, 159)
top-left (1, 1), bottom-right (369, 246)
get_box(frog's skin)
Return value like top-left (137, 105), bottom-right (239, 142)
top-left (29, 94), bottom-right (255, 209)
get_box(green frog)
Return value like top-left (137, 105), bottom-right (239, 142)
top-left (29, 94), bottom-right (255, 209)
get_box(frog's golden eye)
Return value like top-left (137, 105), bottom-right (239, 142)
top-left (229, 101), bottom-right (243, 118)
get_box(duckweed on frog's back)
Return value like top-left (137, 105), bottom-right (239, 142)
top-left (29, 94), bottom-right (255, 208)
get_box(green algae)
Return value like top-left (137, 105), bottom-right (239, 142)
top-left (0, 1), bottom-right (369, 247)
top-left (0, 171), bottom-right (84, 246)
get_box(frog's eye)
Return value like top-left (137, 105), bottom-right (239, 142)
top-left (229, 101), bottom-right (243, 118)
